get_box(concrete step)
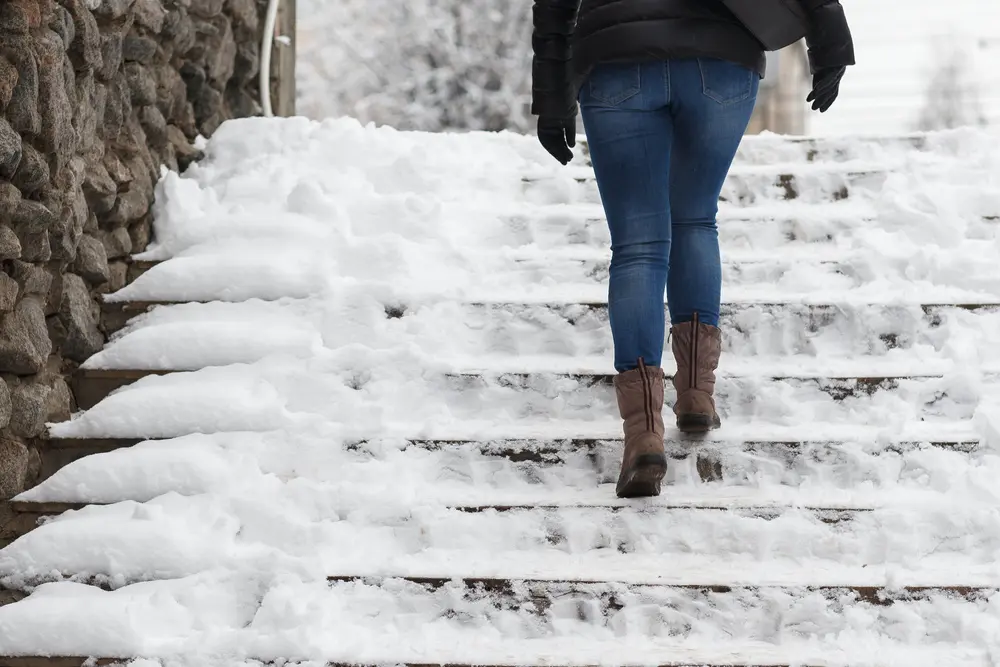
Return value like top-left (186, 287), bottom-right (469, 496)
top-left (69, 364), bottom-right (976, 412)
top-left (522, 167), bottom-right (884, 206)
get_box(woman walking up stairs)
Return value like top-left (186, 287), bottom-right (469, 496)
top-left (530, 0), bottom-right (856, 497)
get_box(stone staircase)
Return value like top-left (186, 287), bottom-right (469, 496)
top-left (1, 119), bottom-right (999, 665)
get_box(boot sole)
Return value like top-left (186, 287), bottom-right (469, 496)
top-left (676, 413), bottom-right (723, 434)
top-left (616, 454), bottom-right (668, 498)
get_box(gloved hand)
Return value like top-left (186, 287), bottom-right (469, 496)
top-left (807, 66), bottom-right (846, 112)
top-left (537, 116), bottom-right (576, 165)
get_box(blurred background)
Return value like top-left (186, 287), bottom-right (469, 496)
top-left (296, 0), bottom-right (1000, 136)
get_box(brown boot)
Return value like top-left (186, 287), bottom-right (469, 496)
top-left (670, 314), bottom-right (723, 433)
top-left (614, 358), bottom-right (668, 498)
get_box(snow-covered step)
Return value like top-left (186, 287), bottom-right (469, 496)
top-left (523, 166), bottom-right (887, 207)
top-left (6, 491), bottom-right (1000, 583)
top-left (604, 132), bottom-right (934, 166)
top-left (10, 499), bottom-right (1000, 585)
top-left (581, 130), bottom-right (982, 166)
top-left (12, 419), bottom-right (990, 507)
top-left (95, 300), bottom-right (1000, 368)
top-left (507, 203), bottom-right (999, 252)
top-left (60, 353), bottom-right (995, 433)
top-left (1, 574), bottom-right (997, 665)
top-left (33, 414), bottom-right (981, 501)
top-left (70, 354), bottom-right (990, 405)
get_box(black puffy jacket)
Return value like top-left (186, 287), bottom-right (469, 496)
top-left (531, 0), bottom-right (855, 118)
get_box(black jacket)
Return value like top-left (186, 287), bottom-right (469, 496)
top-left (531, 0), bottom-right (855, 118)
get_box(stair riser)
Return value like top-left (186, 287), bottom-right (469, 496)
top-left (419, 303), bottom-right (1000, 360)
top-left (578, 135), bottom-right (931, 165)
top-left (67, 368), bottom-right (983, 419)
top-left (479, 215), bottom-right (873, 252)
top-left (523, 172), bottom-right (881, 208)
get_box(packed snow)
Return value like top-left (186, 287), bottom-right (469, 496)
top-left (2, 118), bottom-right (1000, 664)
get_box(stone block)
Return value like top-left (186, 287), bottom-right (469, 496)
top-left (139, 104), bottom-right (167, 146)
top-left (12, 200), bottom-right (56, 234)
top-left (123, 34), bottom-right (158, 63)
top-left (33, 30), bottom-right (77, 158)
top-left (98, 227), bottom-right (132, 259)
top-left (225, 80), bottom-right (257, 119)
top-left (44, 267), bottom-right (62, 317)
top-left (94, 0), bottom-right (138, 21)
top-left (0, 118), bottom-right (22, 180)
top-left (0, 225), bottom-right (21, 261)
top-left (59, 273), bottom-right (103, 362)
top-left (103, 149), bottom-right (132, 187)
top-left (17, 230), bottom-right (51, 263)
top-left (8, 377), bottom-right (50, 438)
top-left (0, 181), bottom-right (20, 222)
top-left (3, 38), bottom-right (41, 135)
top-left (155, 61), bottom-right (188, 123)
top-left (129, 214), bottom-right (152, 252)
top-left (66, 0), bottom-right (102, 72)
top-left (226, 0), bottom-right (258, 31)
top-left (134, 0), bottom-right (168, 33)
top-left (190, 0), bottom-right (225, 19)
top-left (0, 272), bottom-right (18, 311)
top-left (73, 233), bottom-right (110, 285)
top-left (125, 61), bottom-right (157, 106)
top-left (167, 123), bottom-right (201, 169)
top-left (98, 30), bottom-right (125, 82)
top-left (107, 259), bottom-right (128, 292)
top-left (101, 73), bottom-right (130, 139)
top-left (0, 378), bottom-right (10, 429)
top-left (0, 437), bottom-right (29, 500)
top-left (162, 6), bottom-right (196, 56)
top-left (50, 4), bottom-right (76, 50)
top-left (231, 36), bottom-right (258, 86)
top-left (46, 375), bottom-right (72, 426)
top-left (0, 0), bottom-right (42, 34)
top-left (0, 296), bottom-right (52, 375)
top-left (83, 160), bottom-right (118, 215)
top-left (10, 143), bottom-right (49, 195)
top-left (74, 72), bottom-right (103, 155)
top-left (206, 16), bottom-right (236, 84)
top-left (100, 186), bottom-right (149, 229)
top-left (7, 260), bottom-right (52, 297)
top-left (0, 55), bottom-right (18, 108)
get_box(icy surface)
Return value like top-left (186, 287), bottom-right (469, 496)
top-left (2, 119), bottom-right (1000, 664)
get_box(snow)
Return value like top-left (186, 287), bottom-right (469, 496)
top-left (2, 117), bottom-right (1000, 664)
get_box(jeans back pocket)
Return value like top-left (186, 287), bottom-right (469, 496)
top-left (698, 58), bottom-right (755, 106)
top-left (583, 63), bottom-right (642, 107)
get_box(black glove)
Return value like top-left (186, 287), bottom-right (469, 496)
top-left (537, 116), bottom-right (576, 165)
top-left (807, 66), bottom-right (846, 112)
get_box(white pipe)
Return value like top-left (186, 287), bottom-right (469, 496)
top-left (260, 0), bottom-right (281, 117)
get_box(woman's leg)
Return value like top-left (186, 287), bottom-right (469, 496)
top-left (579, 62), bottom-right (673, 374)
top-left (667, 58), bottom-right (759, 326)
top-left (664, 58), bottom-right (759, 432)
top-left (580, 61), bottom-right (673, 497)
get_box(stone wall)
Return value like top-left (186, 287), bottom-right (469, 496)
top-left (0, 0), bottom-right (268, 499)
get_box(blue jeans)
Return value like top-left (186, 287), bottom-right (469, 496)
top-left (580, 59), bottom-right (759, 373)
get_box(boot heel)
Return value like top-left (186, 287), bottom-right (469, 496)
top-left (676, 412), bottom-right (722, 433)
top-left (616, 453), bottom-right (668, 498)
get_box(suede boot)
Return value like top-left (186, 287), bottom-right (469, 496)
top-left (670, 314), bottom-right (723, 433)
top-left (614, 358), bottom-right (668, 498)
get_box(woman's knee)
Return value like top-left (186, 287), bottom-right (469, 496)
top-left (610, 240), bottom-right (670, 270)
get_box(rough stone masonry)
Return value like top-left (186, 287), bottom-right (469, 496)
top-left (0, 0), bottom-right (269, 500)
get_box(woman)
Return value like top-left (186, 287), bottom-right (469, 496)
top-left (531, 0), bottom-right (855, 498)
